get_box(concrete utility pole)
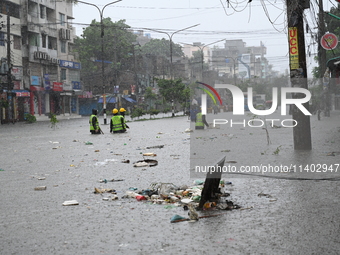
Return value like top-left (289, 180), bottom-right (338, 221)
top-left (318, 0), bottom-right (327, 77)
top-left (194, 39), bottom-right (225, 80)
top-left (286, 0), bottom-right (312, 150)
top-left (144, 24), bottom-right (199, 117)
top-left (7, 13), bottom-right (13, 121)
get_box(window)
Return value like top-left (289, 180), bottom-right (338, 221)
top-left (40, 5), bottom-right (46, 19)
top-left (59, 13), bottom-right (65, 26)
top-left (29, 33), bottom-right (40, 47)
top-left (48, 36), bottom-right (57, 50)
top-left (0, 1), bottom-right (20, 19)
top-left (61, 41), bottom-right (66, 53)
top-left (0, 32), bottom-right (5, 46)
top-left (13, 35), bottom-right (21, 50)
top-left (61, 69), bottom-right (67, 80)
top-left (42, 34), bottom-right (46, 48)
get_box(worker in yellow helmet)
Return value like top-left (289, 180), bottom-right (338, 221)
top-left (89, 109), bottom-right (102, 134)
top-left (110, 108), bottom-right (128, 133)
top-left (119, 108), bottom-right (130, 130)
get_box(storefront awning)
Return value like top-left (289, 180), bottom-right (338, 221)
top-left (73, 90), bottom-right (83, 96)
top-left (13, 90), bottom-right (30, 97)
top-left (123, 97), bottom-right (137, 103)
top-left (98, 97), bottom-right (116, 103)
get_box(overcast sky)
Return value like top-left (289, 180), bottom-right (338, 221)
top-left (72, 0), bottom-right (336, 75)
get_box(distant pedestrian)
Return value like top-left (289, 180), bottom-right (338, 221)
top-left (110, 108), bottom-right (127, 133)
top-left (89, 109), bottom-right (101, 134)
top-left (195, 110), bottom-right (209, 130)
top-left (213, 105), bottom-right (219, 115)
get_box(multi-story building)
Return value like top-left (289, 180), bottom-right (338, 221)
top-left (210, 39), bottom-right (269, 81)
top-left (0, 0), bottom-right (24, 122)
top-left (0, 0), bottom-right (80, 122)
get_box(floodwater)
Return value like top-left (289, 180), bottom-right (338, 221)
top-left (0, 111), bottom-right (339, 254)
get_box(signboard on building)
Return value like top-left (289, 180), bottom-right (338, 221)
top-left (59, 60), bottom-right (81, 69)
top-left (44, 74), bottom-right (51, 90)
top-left (72, 81), bottom-right (81, 90)
top-left (11, 67), bottom-right (23, 80)
top-left (114, 85), bottom-right (119, 94)
top-left (289, 27), bottom-right (299, 70)
top-left (30, 76), bottom-right (41, 86)
top-left (78, 91), bottom-right (93, 98)
top-left (16, 91), bottom-right (30, 97)
top-left (13, 81), bottom-right (21, 90)
top-left (33, 51), bottom-right (59, 65)
top-left (63, 81), bottom-right (72, 91)
top-left (53, 82), bottom-right (63, 92)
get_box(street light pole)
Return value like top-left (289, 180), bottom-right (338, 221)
top-left (183, 39), bottom-right (225, 80)
top-left (144, 24), bottom-right (199, 117)
top-left (76, 0), bottom-right (122, 124)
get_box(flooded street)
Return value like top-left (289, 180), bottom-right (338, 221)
top-left (1, 112), bottom-right (340, 254)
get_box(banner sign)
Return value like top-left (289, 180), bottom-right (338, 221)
top-left (289, 27), bottom-right (299, 70)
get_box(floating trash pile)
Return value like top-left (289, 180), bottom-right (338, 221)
top-left (119, 181), bottom-right (240, 213)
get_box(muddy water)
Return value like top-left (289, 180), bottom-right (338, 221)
top-left (0, 113), bottom-right (339, 254)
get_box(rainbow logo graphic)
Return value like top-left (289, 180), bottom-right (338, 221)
top-left (196, 81), bottom-right (223, 106)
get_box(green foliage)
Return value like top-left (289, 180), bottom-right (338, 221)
top-left (162, 107), bottom-right (171, 114)
top-left (130, 107), bottom-right (145, 119)
top-left (189, 50), bottom-right (209, 73)
top-left (313, 5), bottom-right (340, 77)
top-left (49, 114), bottom-right (59, 129)
top-left (25, 113), bottom-right (36, 123)
top-left (273, 146), bottom-right (282, 155)
top-left (73, 19), bottom-right (137, 90)
top-left (156, 78), bottom-right (190, 106)
top-left (0, 99), bottom-right (9, 108)
top-left (141, 38), bottom-right (184, 58)
top-left (144, 87), bottom-right (157, 100)
top-left (148, 109), bottom-right (160, 118)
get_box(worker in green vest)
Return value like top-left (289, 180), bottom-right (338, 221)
top-left (89, 109), bottom-right (101, 134)
top-left (195, 110), bottom-right (209, 130)
top-left (110, 108), bottom-right (127, 133)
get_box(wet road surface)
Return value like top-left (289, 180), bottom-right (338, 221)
top-left (0, 112), bottom-right (339, 254)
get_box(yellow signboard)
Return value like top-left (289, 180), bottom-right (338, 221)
top-left (289, 27), bottom-right (299, 70)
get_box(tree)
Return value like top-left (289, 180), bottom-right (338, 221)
top-left (189, 50), bottom-right (209, 78)
top-left (313, 4), bottom-right (340, 77)
top-left (144, 87), bottom-right (157, 110)
top-left (156, 78), bottom-right (190, 111)
top-left (73, 19), bottom-right (137, 94)
top-left (141, 38), bottom-right (184, 58)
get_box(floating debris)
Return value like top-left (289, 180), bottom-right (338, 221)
top-left (146, 145), bottom-right (164, 149)
top-left (34, 186), bottom-right (47, 191)
top-left (99, 179), bottom-right (124, 183)
top-left (143, 152), bottom-right (157, 157)
top-left (62, 200), bottom-right (79, 206)
top-left (94, 188), bottom-right (116, 194)
top-left (133, 159), bottom-right (158, 167)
